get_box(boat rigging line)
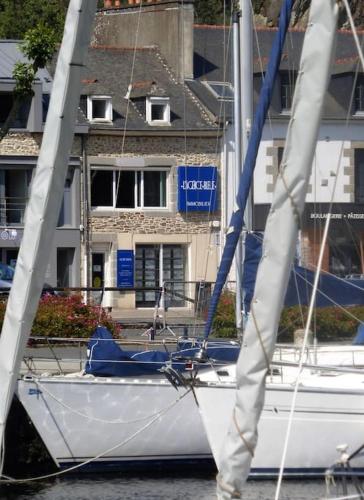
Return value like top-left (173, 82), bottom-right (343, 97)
top-left (0, 386), bottom-right (193, 484)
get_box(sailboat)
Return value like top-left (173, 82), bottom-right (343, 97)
top-left (5, 0), bottom-right (364, 480)
top-left (194, 0), bottom-right (364, 498)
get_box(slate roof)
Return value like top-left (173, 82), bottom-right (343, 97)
top-left (79, 45), bottom-right (217, 131)
top-left (193, 25), bottom-right (364, 121)
top-left (0, 40), bottom-right (52, 91)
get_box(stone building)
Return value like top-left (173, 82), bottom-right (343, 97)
top-left (82, 0), bottom-right (227, 311)
top-left (2, 1), bottom-right (364, 313)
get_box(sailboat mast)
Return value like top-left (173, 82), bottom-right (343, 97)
top-left (232, 12), bottom-right (243, 333)
top-left (233, 1), bottom-right (254, 335)
top-left (239, 0), bottom-right (253, 326)
top-left (0, 0), bottom-right (97, 472)
top-left (216, 1), bottom-right (338, 498)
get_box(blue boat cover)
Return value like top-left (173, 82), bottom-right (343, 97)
top-left (243, 233), bottom-right (364, 311)
top-left (85, 326), bottom-right (240, 377)
top-left (353, 323), bottom-right (364, 345)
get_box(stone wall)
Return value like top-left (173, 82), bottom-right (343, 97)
top-left (86, 134), bottom-right (220, 161)
top-left (0, 133), bottom-right (41, 155)
top-left (91, 211), bottom-right (219, 234)
top-left (0, 132), bottom-right (82, 157)
top-left (87, 133), bottom-right (221, 234)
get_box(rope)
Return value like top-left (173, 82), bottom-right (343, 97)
top-left (0, 387), bottom-right (192, 484)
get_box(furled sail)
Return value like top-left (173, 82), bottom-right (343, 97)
top-left (203, 0), bottom-right (294, 339)
top-left (0, 0), bottom-right (97, 472)
top-left (216, 1), bottom-right (338, 498)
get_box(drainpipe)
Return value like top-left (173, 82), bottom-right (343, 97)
top-left (81, 135), bottom-right (90, 301)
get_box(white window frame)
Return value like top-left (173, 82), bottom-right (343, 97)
top-left (203, 81), bottom-right (234, 102)
top-left (146, 97), bottom-right (170, 125)
top-left (91, 167), bottom-right (170, 211)
top-left (87, 95), bottom-right (113, 122)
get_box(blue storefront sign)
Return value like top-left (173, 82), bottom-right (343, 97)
top-left (178, 166), bottom-right (218, 212)
top-left (117, 250), bottom-right (134, 288)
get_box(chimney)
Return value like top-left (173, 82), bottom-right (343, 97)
top-left (94, 0), bottom-right (194, 82)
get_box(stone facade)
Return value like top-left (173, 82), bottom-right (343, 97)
top-left (91, 212), bottom-right (217, 234)
top-left (0, 133), bottom-right (41, 155)
top-left (87, 134), bottom-right (222, 235)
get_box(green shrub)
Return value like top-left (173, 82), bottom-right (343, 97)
top-left (0, 294), bottom-right (121, 339)
top-left (278, 305), bottom-right (363, 343)
top-left (211, 294), bottom-right (364, 342)
top-left (212, 291), bottom-right (237, 338)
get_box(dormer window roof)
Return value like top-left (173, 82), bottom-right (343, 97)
top-left (87, 95), bottom-right (112, 122)
top-left (146, 96), bottom-right (170, 125)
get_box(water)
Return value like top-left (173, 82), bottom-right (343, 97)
top-left (0, 475), bottom-right (346, 500)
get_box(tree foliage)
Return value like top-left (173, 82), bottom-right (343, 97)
top-left (0, 0), bottom-right (68, 41)
top-left (0, 23), bottom-right (57, 142)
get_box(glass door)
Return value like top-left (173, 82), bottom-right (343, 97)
top-left (135, 245), bottom-right (160, 307)
top-left (163, 245), bottom-right (185, 307)
top-left (135, 244), bottom-right (185, 307)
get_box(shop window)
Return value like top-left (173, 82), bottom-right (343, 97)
top-left (91, 169), bottom-right (167, 209)
top-left (135, 244), bottom-right (186, 307)
top-left (329, 242), bottom-right (361, 277)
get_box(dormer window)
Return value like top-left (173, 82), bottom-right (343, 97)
top-left (87, 95), bottom-right (112, 122)
top-left (146, 97), bottom-right (170, 125)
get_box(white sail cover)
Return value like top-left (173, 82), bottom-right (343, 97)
top-left (216, 1), bottom-right (338, 498)
top-left (0, 0), bottom-right (97, 471)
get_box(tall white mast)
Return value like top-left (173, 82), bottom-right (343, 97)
top-left (0, 0), bottom-right (97, 472)
top-left (234, 0), bottom-right (253, 334)
top-left (216, 1), bottom-right (338, 497)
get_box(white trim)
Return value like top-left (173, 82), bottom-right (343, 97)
top-left (87, 95), bottom-right (112, 122)
top-left (90, 167), bottom-right (170, 210)
top-left (146, 97), bottom-right (170, 125)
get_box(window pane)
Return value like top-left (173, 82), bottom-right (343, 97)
top-left (5, 170), bottom-right (30, 224)
top-left (0, 93), bottom-right (13, 124)
top-left (280, 73), bottom-right (296, 111)
top-left (355, 76), bottom-right (364, 113)
top-left (135, 245), bottom-right (160, 307)
top-left (92, 99), bottom-right (106, 119)
top-left (209, 83), bottom-right (234, 100)
top-left (151, 104), bottom-right (165, 121)
top-left (116, 171), bottom-right (135, 208)
top-left (144, 171), bottom-right (166, 207)
top-left (91, 170), bottom-right (113, 206)
top-left (137, 171), bottom-right (141, 207)
top-left (355, 149), bottom-right (364, 203)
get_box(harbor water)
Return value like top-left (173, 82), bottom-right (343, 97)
top-left (0, 475), bottom-right (350, 499)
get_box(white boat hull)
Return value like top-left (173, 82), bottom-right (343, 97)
top-left (17, 367), bottom-right (364, 476)
top-left (195, 373), bottom-right (364, 476)
top-left (17, 375), bottom-right (211, 469)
